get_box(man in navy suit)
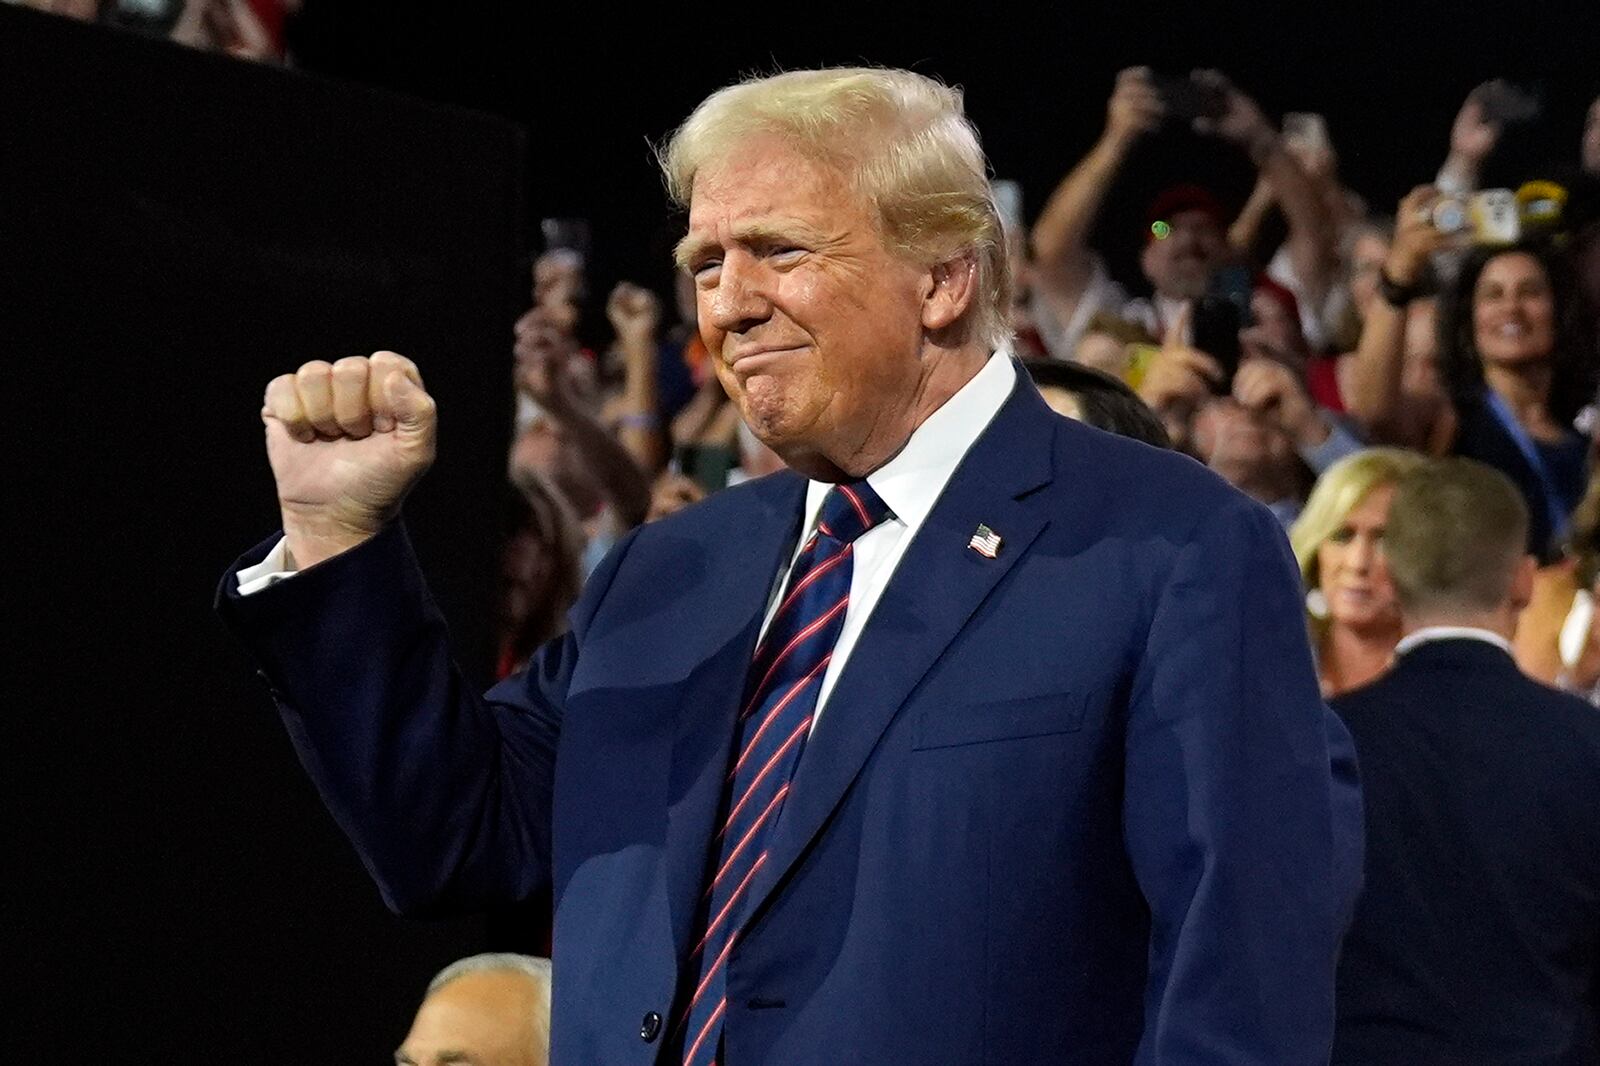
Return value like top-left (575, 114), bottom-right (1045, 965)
top-left (219, 68), bottom-right (1362, 1064)
top-left (1332, 458), bottom-right (1600, 1064)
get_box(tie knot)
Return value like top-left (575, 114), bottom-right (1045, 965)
top-left (815, 480), bottom-right (893, 545)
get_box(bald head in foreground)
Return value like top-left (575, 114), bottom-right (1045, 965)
top-left (225, 66), bottom-right (1361, 1064)
top-left (397, 955), bottom-right (551, 1066)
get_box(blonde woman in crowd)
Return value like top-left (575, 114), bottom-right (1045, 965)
top-left (1291, 448), bottom-right (1427, 696)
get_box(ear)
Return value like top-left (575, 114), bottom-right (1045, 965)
top-left (921, 253), bottom-right (979, 333)
top-left (1508, 553), bottom-right (1538, 612)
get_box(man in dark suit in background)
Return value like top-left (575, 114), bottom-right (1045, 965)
top-left (220, 67), bottom-right (1361, 1064)
top-left (1333, 458), bottom-right (1600, 1065)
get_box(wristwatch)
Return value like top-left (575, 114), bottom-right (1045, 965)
top-left (1377, 268), bottom-right (1426, 308)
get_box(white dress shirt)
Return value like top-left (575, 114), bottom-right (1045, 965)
top-left (760, 354), bottom-right (1016, 727)
top-left (1393, 625), bottom-right (1514, 658)
top-left (238, 356), bottom-right (1019, 731)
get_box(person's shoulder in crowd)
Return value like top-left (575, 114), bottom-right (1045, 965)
top-left (1333, 641), bottom-right (1600, 765)
top-left (1336, 641), bottom-right (1598, 716)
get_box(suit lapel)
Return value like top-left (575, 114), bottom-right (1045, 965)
top-left (741, 379), bottom-right (1060, 926)
top-left (658, 471), bottom-right (808, 960)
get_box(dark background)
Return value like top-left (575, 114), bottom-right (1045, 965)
top-left (4, 0), bottom-right (1597, 1061)
top-left (2, 7), bottom-right (521, 1060)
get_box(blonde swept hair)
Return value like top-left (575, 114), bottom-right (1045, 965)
top-left (1290, 447), bottom-right (1428, 605)
top-left (660, 67), bottom-right (1013, 352)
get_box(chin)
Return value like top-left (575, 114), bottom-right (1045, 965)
top-left (1333, 610), bottom-right (1397, 633)
top-left (1482, 346), bottom-right (1553, 368)
top-left (738, 376), bottom-right (828, 441)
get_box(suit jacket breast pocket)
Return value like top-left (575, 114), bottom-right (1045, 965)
top-left (912, 691), bottom-right (1086, 751)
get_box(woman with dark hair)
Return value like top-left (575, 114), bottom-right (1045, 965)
top-left (1346, 185), bottom-right (1596, 558)
top-left (1438, 242), bottom-right (1592, 554)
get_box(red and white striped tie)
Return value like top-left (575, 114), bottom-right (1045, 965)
top-left (677, 480), bottom-right (891, 1066)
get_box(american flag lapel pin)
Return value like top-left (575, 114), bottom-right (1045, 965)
top-left (967, 523), bottom-right (1002, 559)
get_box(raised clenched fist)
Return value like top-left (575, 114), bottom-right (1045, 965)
top-left (260, 350), bottom-right (437, 568)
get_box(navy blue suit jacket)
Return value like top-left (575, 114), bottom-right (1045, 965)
top-left (220, 378), bottom-right (1362, 1065)
top-left (1332, 638), bottom-right (1600, 1064)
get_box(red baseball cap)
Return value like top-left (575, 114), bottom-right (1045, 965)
top-left (1144, 184), bottom-right (1227, 242)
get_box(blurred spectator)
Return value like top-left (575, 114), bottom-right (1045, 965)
top-left (1514, 469), bottom-right (1600, 699)
top-left (1347, 210), bottom-right (1594, 557)
top-left (13, 0), bottom-right (97, 18)
top-left (1332, 458), bottom-right (1600, 1065)
top-left (1191, 394), bottom-right (1313, 525)
top-left (992, 178), bottom-right (1051, 360)
top-left (1290, 448), bottom-right (1426, 696)
top-left (599, 282), bottom-right (667, 473)
top-left (1140, 303), bottom-right (1362, 524)
top-left (1248, 275), bottom-right (1344, 409)
top-left (533, 248), bottom-right (586, 317)
top-left (669, 371), bottom-right (744, 492)
top-left (495, 478), bottom-right (582, 680)
top-left (635, 267), bottom-right (711, 429)
top-left (1434, 82), bottom-right (1510, 198)
top-left (645, 470), bottom-right (707, 523)
top-left (1023, 358), bottom-right (1170, 447)
top-left (1030, 66), bottom-right (1332, 354)
top-left (1071, 311), bottom-right (1157, 379)
top-left (1231, 112), bottom-right (1368, 349)
top-left (525, 247), bottom-right (592, 359)
top-left (169, 0), bottom-right (294, 61)
top-left (22, 0), bottom-right (299, 59)
top-left (397, 953), bottom-right (551, 1066)
top-left (511, 304), bottom-right (649, 576)
top-left (1329, 218), bottom-right (1397, 353)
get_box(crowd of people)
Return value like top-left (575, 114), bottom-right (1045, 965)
top-left (190, 54), bottom-right (1600, 1056)
top-left (8, 0), bottom-right (297, 61)
top-left (504, 75), bottom-right (1600, 703)
top-left (471, 76), bottom-right (1600, 1060)
top-left (444, 73), bottom-right (1600, 1063)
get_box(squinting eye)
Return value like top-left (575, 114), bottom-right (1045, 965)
top-left (1328, 527), bottom-right (1355, 545)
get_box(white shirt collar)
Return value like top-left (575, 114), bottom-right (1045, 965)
top-left (800, 354), bottom-right (1017, 534)
top-left (1394, 626), bottom-right (1514, 658)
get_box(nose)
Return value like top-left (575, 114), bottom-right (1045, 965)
top-left (1344, 534), bottom-right (1374, 573)
top-left (704, 251), bottom-right (773, 336)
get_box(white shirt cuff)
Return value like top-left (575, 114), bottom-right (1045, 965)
top-left (236, 537), bottom-right (298, 597)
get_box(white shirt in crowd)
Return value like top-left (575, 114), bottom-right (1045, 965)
top-left (758, 353), bottom-right (1014, 727)
top-left (1394, 626), bottom-right (1514, 658)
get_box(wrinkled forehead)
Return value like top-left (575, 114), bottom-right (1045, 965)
top-left (679, 137), bottom-right (877, 263)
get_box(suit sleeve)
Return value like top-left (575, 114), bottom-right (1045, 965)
top-left (215, 519), bottom-right (638, 918)
top-left (1123, 497), bottom-right (1364, 1064)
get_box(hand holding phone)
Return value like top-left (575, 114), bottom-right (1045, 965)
top-left (1151, 72), bottom-right (1226, 127)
